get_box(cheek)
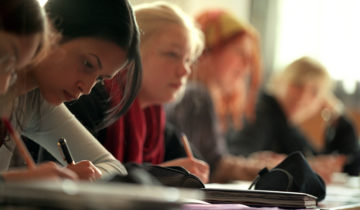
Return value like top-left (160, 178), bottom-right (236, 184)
top-left (38, 61), bottom-right (76, 91)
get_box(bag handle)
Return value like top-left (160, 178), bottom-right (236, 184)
top-left (248, 168), bottom-right (294, 191)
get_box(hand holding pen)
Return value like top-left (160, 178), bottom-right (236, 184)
top-left (58, 138), bottom-right (75, 165)
top-left (175, 133), bottom-right (210, 183)
top-left (58, 138), bottom-right (102, 181)
top-left (3, 118), bottom-right (36, 168)
top-left (180, 133), bottom-right (194, 159)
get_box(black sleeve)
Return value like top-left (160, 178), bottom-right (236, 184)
top-left (324, 115), bottom-right (360, 175)
top-left (163, 122), bottom-right (187, 161)
top-left (324, 115), bottom-right (359, 154)
top-left (165, 84), bottom-right (224, 173)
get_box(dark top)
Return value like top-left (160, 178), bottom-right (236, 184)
top-left (227, 92), bottom-right (360, 175)
top-left (166, 83), bottom-right (227, 174)
top-left (227, 92), bottom-right (318, 157)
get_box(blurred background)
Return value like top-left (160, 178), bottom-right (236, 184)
top-left (38, 0), bottom-right (360, 150)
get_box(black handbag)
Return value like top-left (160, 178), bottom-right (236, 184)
top-left (249, 151), bottom-right (326, 201)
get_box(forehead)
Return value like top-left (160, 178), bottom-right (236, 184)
top-left (147, 23), bottom-right (191, 50)
top-left (231, 35), bottom-right (253, 51)
top-left (61, 37), bottom-right (128, 74)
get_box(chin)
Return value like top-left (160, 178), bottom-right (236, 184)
top-left (45, 97), bottom-right (62, 106)
top-left (41, 91), bottom-right (63, 106)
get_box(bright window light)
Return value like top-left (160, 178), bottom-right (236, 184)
top-left (274, 0), bottom-right (360, 94)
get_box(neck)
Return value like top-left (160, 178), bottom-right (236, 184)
top-left (137, 88), bottom-right (150, 109)
top-left (137, 96), bottom-right (151, 109)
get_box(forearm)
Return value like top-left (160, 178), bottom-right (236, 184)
top-left (25, 104), bottom-right (127, 177)
top-left (210, 156), bottom-right (262, 183)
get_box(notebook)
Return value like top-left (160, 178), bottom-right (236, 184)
top-left (202, 188), bottom-right (318, 209)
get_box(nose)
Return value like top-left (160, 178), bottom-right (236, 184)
top-left (176, 62), bottom-right (191, 78)
top-left (76, 80), bottom-right (96, 96)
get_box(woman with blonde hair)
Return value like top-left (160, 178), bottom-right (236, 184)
top-left (166, 9), bottom-right (283, 183)
top-left (229, 56), bottom-right (359, 180)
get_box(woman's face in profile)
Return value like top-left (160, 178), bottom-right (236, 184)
top-left (0, 31), bottom-right (40, 95)
top-left (286, 79), bottom-right (325, 123)
top-left (210, 35), bottom-right (253, 95)
top-left (33, 37), bottom-right (128, 105)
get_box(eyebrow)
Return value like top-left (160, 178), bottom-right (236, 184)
top-left (89, 53), bottom-right (102, 69)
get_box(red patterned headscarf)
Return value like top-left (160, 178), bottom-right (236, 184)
top-left (193, 9), bottom-right (263, 131)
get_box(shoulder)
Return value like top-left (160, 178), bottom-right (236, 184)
top-left (184, 82), bottom-right (213, 107)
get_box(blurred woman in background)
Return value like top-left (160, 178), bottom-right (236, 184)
top-left (228, 57), bottom-right (357, 182)
top-left (166, 9), bottom-right (284, 183)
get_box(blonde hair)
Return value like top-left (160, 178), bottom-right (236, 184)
top-left (134, 1), bottom-right (204, 62)
top-left (268, 56), bottom-right (333, 96)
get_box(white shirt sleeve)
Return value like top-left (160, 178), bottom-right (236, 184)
top-left (22, 97), bottom-right (127, 177)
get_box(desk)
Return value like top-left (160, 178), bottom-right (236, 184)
top-left (201, 176), bottom-right (360, 210)
top-left (0, 180), bottom-right (203, 210)
top-left (1, 176), bottom-right (359, 210)
top-left (319, 175), bottom-right (360, 210)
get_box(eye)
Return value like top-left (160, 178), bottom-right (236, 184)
top-left (164, 51), bottom-right (180, 59)
top-left (83, 59), bottom-right (94, 69)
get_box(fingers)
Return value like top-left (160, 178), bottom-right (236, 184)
top-left (67, 160), bottom-right (102, 181)
top-left (188, 159), bottom-right (210, 183)
top-left (39, 162), bottom-right (78, 180)
top-left (157, 158), bottom-right (210, 183)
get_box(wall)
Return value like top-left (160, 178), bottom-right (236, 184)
top-left (129, 0), bottom-right (250, 21)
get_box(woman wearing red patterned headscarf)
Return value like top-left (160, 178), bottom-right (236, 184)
top-left (166, 9), bottom-right (284, 182)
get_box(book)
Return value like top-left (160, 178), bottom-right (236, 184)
top-left (202, 188), bottom-right (318, 209)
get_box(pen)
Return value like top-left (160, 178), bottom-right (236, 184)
top-left (2, 118), bottom-right (36, 169)
top-left (57, 138), bottom-right (75, 165)
top-left (180, 133), bottom-right (194, 159)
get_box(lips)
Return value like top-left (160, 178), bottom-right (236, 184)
top-left (169, 82), bottom-right (183, 90)
top-left (63, 90), bottom-right (77, 102)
